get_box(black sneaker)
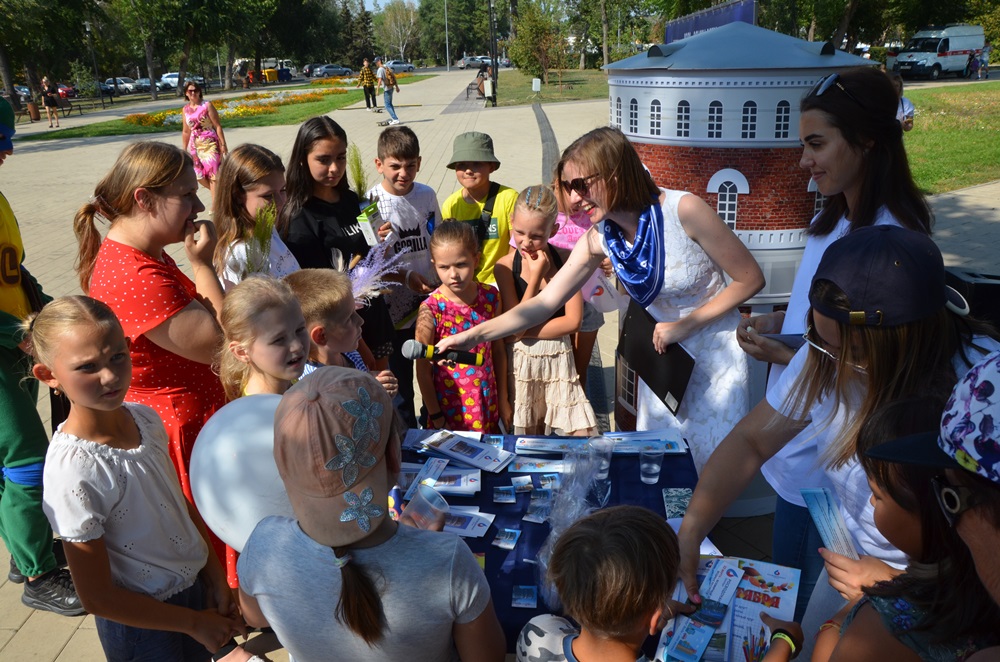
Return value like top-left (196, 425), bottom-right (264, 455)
top-left (21, 568), bottom-right (85, 616)
top-left (8, 539), bottom-right (68, 584)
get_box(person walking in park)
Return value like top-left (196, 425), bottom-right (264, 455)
top-left (40, 77), bottom-right (59, 129)
top-left (356, 57), bottom-right (378, 112)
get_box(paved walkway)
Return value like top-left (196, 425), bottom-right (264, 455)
top-left (1, 69), bottom-right (998, 660)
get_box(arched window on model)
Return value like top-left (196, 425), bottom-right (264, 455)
top-left (707, 169), bottom-right (749, 229)
top-left (741, 101), bottom-right (757, 139)
top-left (775, 100), bottom-right (791, 139)
top-left (676, 100), bottom-right (690, 138)
top-left (808, 178), bottom-right (827, 216)
top-left (629, 98), bottom-right (638, 133)
top-left (615, 97), bottom-right (622, 128)
top-left (609, 94), bottom-right (614, 126)
top-left (708, 100), bottom-right (723, 139)
top-left (650, 100), bottom-right (661, 136)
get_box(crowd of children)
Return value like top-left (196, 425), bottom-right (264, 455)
top-left (6, 62), bottom-right (1000, 662)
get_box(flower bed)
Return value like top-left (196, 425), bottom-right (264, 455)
top-left (123, 88), bottom-right (348, 127)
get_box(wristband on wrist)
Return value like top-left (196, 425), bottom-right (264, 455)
top-left (429, 411), bottom-right (445, 421)
top-left (817, 620), bottom-right (840, 634)
top-left (770, 630), bottom-right (799, 659)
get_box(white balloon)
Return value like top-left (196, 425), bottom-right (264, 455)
top-left (190, 394), bottom-right (293, 553)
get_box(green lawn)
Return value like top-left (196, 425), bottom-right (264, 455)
top-left (905, 81), bottom-right (1000, 195)
top-left (495, 68), bottom-right (609, 106)
top-left (18, 76), bottom-right (431, 142)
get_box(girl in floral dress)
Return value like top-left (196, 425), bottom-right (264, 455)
top-left (415, 221), bottom-right (511, 432)
top-left (181, 81), bottom-right (227, 193)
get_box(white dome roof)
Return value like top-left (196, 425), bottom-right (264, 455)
top-left (605, 22), bottom-right (873, 72)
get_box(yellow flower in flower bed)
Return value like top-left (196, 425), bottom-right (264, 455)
top-left (221, 104), bottom-right (277, 118)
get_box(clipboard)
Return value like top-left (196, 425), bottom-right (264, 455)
top-left (618, 299), bottom-right (695, 415)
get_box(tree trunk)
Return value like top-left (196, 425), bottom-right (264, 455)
top-left (224, 41), bottom-right (236, 91)
top-left (807, 15), bottom-right (816, 41)
top-left (600, 0), bottom-right (609, 66)
top-left (0, 43), bottom-right (19, 111)
top-left (177, 23), bottom-right (195, 96)
top-left (145, 39), bottom-right (158, 101)
top-left (831, 0), bottom-right (860, 50)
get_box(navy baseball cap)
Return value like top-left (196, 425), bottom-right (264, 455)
top-left (810, 225), bottom-right (968, 327)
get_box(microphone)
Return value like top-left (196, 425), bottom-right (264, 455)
top-left (401, 339), bottom-right (484, 366)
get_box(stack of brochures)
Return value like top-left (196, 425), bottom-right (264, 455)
top-left (414, 430), bottom-right (515, 473)
top-left (515, 433), bottom-right (687, 455)
top-left (398, 461), bottom-right (481, 497)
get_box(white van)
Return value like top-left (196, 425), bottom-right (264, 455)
top-left (892, 24), bottom-right (984, 79)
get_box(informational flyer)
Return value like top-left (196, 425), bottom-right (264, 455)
top-left (419, 431), bottom-right (515, 473)
top-left (657, 557), bottom-right (800, 662)
top-left (663, 558), bottom-right (744, 662)
top-left (801, 487), bottom-right (860, 560)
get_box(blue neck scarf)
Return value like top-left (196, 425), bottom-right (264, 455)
top-left (601, 199), bottom-right (665, 308)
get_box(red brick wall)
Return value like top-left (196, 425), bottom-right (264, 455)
top-left (632, 143), bottom-right (814, 231)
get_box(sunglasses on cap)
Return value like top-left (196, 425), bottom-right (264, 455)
top-left (808, 73), bottom-right (865, 109)
top-left (559, 173), bottom-right (600, 196)
top-left (932, 475), bottom-right (981, 527)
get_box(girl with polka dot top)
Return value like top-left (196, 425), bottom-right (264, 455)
top-left (73, 142), bottom-right (229, 569)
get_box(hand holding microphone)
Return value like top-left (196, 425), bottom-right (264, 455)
top-left (401, 339), bottom-right (484, 366)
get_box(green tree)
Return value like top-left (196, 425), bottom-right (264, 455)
top-left (376, 0), bottom-right (420, 60)
top-left (509, 0), bottom-right (560, 81)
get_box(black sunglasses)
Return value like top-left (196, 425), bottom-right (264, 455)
top-left (559, 173), bottom-right (599, 196)
top-left (932, 475), bottom-right (981, 527)
top-left (808, 73), bottom-right (865, 109)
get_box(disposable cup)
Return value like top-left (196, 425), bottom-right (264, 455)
top-left (639, 449), bottom-right (664, 485)
top-left (403, 484), bottom-right (450, 529)
top-left (589, 437), bottom-right (614, 481)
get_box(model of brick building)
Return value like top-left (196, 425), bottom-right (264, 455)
top-left (605, 21), bottom-right (871, 430)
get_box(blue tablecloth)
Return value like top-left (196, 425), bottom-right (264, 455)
top-left (401, 433), bottom-right (699, 651)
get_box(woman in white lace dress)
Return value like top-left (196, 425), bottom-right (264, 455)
top-left (437, 127), bottom-right (764, 472)
top-left (213, 144), bottom-right (300, 291)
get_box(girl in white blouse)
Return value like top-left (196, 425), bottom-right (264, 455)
top-left (25, 296), bottom-right (247, 661)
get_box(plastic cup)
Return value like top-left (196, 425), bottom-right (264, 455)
top-left (403, 484), bottom-right (450, 529)
top-left (589, 437), bottom-right (614, 481)
top-left (639, 449), bottom-right (664, 485)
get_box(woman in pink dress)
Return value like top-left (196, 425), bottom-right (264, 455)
top-left (181, 81), bottom-right (227, 193)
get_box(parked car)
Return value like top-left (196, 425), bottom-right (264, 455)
top-left (105, 77), bottom-right (136, 93)
top-left (13, 85), bottom-right (31, 103)
top-left (499, 57), bottom-right (511, 68)
top-left (457, 56), bottom-right (480, 69)
top-left (302, 63), bottom-right (323, 77)
top-left (57, 84), bottom-right (77, 99)
top-left (384, 60), bottom-right (414, 72)
top-left (312, 63), bottom-right (353, 77)
top-left (160, 72), bottom-right (179, 90)
top-left (159, 72), bottom-right (205, 90)
top-left (82, 81), bottom-right (115, 97)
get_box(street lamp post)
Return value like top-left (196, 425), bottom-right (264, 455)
top-left (83, 21), bottom-right (106, 109)
top-left (488, 0), bottom-right (498, 106)
top-left (445, 0), bottom-right (451, 72)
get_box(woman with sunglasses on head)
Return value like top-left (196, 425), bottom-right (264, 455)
top-left (733, 67), bottom-right (934, 622)
top-left (682, 225), bottom-right (1000, 659)
top-left (181, 81), bottom-right (227, 194)
top-left (437, 125), bottom-right (764, 473)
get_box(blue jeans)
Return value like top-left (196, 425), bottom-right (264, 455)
top-left (772, 496), bottom-right (825, 622)
top-left (383, 88), bottom-right (398, 120)
top-left (95, 580), bottom-right (212, 662)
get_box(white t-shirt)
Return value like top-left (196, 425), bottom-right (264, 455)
top-left (768, 336), bottom-right (1000, 564)
top-left (366, 181), bottom-right (440, 328)
top-left (239, 517), bottom-right (491, 662)
top-left (762, 209), bottom-right (900, 506)
top-left (220, 228), bottom-right (301, 291)
top-left (896, 97), bottom-right (915, 123)
top-left (42, 403), bottom-right (208, 600)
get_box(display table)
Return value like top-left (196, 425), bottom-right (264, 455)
top-left (401, 433), bottom-right (699, 650)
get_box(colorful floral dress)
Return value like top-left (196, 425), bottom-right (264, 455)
top-left (421, 284), bottom-right (500, 432)
top-left (182, 102), bottom-right (222, 181)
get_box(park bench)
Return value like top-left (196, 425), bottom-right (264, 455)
top-left (13, 103), bottom-right (34, 124)
top-left (57, 96), bottom-right (83, 118)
